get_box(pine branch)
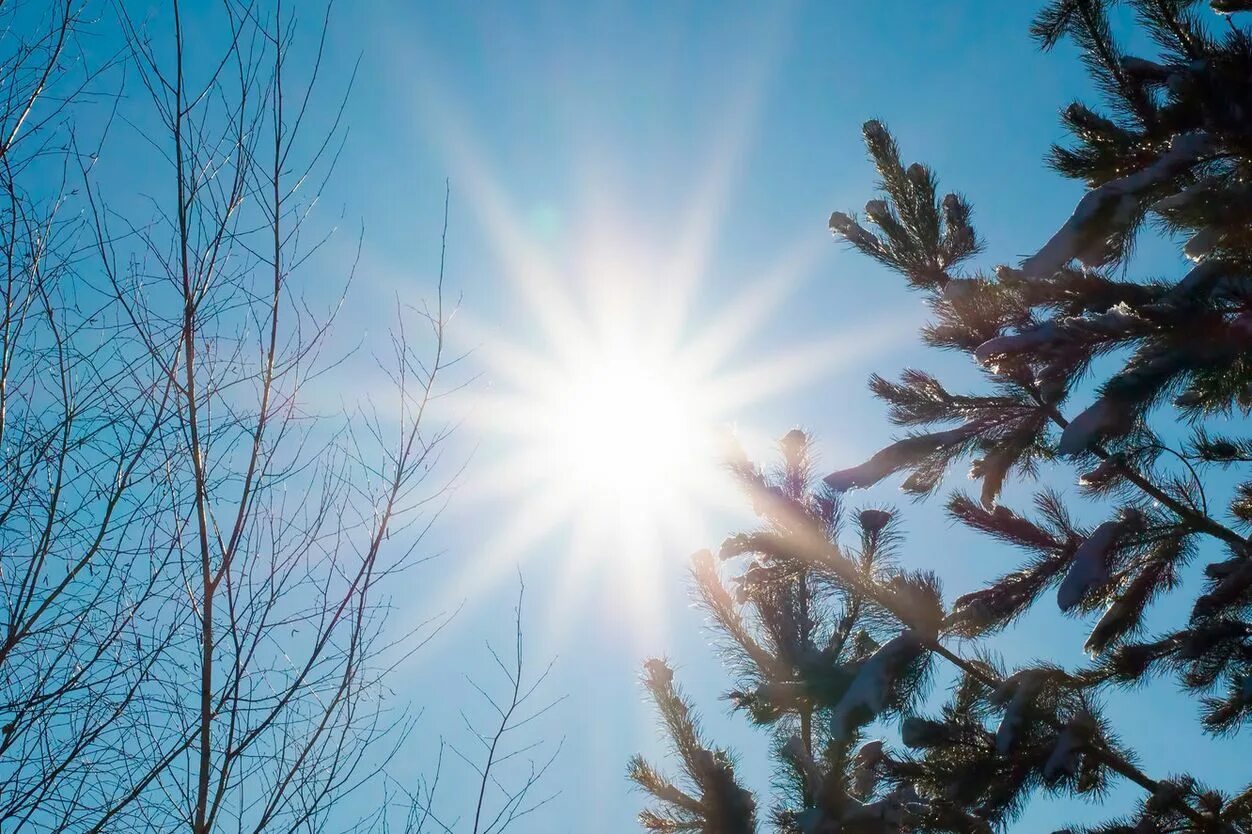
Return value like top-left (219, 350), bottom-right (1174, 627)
top-left (779, 525), bottom-right (1222, 829)
top-left (1034, 394), bottom-right (1251, 554)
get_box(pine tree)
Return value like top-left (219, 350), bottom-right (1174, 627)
top-left (631, 2), bottom-right (1252, 833)
top-left (630, 432), bottom-right (944, 832)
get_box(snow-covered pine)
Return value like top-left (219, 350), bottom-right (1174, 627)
top-left (1057, 512), bottom-right (1139, 611)
top-left (1166, 68), bottom-right (1191, 96)
top-left (993, 264), bottom-right (1023, 286)
top-left (1019, 132), bottom-right (1212, 280)
top-left (1162, 258), bottom-right (1247, 306)
top-left (1064, 101), bottom-right (1121, 137)
top-left (829, 211), bottom-right (879, 249)
top-left (941, 277), bottom-right (981, 302)
top-left (842, 783), bottom-right (929, 832)
top-left (974, 302), bottom-right (1142, 374)
top-left (1059, 399), bottom-right (1125, 456)
top-left (1233, 312), bottom-right (1252, 338)
top-left (990, 669), bottom-right (1049, 754)
top-left (1042, 713), bottom-right (1093, 782)
top-left (636, 8), bottom-right (1252, 827)
top-left (782, 734), bottom-right (824, 798)
top-left (1205, 557), bottom-right (1242, 579)
top-left (1213, 0), bottom-right (1252, 14)
top-left (830, 631), bottom-right (924, 738)
top-left (1145, 779), bottom-right (1193, 816)
top-left (859, 508), bottom-right (893, 534)
top-left (1120, 56), bottom-right (1172, 81)
top-left (1153, 179), bottom-right (1212, 211)
top-left (644, 658), bottom-right (673, 685)
top-left (973, 322), bottom-right (1062, 367)
top-left (1183, 227), bottom-right (1219, 262)
top-left (795, 808), bottom-right (836, 834)
top-left (1192, 554), bottom-right (1252, 617)
top-left (1084, 595), bottom-right (1139, 656)
top-left (1078, 455), bottom-right (1121, 488)
top-left (823, 424), bottom-right (979, 492)
top-left (691, 748), bottom-right (757, 824)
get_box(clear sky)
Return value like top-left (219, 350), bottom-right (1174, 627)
top-left (180, 1), bottom-right (1247, 830)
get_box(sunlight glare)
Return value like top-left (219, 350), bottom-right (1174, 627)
top-left (386, 9), bottom-right (913, 653)
top-left (545, 348), bottom-right (706, 512)
top-left (434, 228), bottom-right (909, 650)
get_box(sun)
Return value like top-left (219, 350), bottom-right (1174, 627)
top-left (449, 235), bottom-right (902, 581)
top-left (532, 343), bottom-right (710, 516)
top-left (462, 279), bottom-right (742, 568)
top-left (407, 44), bottom-right (910, 637)
top-left (434, 223), bottom-right (906, 646)
top-left (383, 15), bottom-right (918, 651)
top-left (428, 183), bottom-right (919, 624)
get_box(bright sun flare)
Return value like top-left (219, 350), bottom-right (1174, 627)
top-left (469, 305), bottom-right (733, 564)
top-left (539, 348), bottom-right (706, 512)
top-left (445, 236), bottom-right (902, 641)
top-left (416, 54), bottom-right (911, 635)
top-left (456, 252), bottom-right (883, 581)
top-left (397, 27), bottom-right (911, 648)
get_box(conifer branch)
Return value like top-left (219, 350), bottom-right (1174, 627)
top-left (1036, 396), bottom-right (1250, 554)
top-left (799, 523), bottom-right (1216, 829)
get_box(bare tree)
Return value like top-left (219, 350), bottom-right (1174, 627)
top-left (395, 579), bottom-right (563, 834)
top-left (0, 1), bottom-right (465, 831)
top-left (0, 2), bottom-right (182, 830)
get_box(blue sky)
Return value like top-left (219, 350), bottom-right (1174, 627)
top-left (110, 1), bottom-right (1244, 830)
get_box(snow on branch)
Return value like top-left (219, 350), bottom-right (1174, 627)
top-left (1043, 713), bottom-right (1095, 782)
top-left (830, 631), bottom-right (925, 738)
top-left (1057, 511), bottom-right (1141, 612)
top-left (1020, 132), bottom-right (1212, 280)
top-left (990, 669), bottom-right (1049, 754)
top-left (823, 424), bottom-right (979, 493)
